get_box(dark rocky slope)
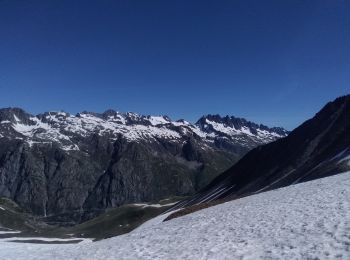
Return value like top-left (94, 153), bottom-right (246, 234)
top-left (173, 95), bottom-right (350, 210)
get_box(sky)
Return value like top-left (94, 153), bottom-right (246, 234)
top-left (0, 0), bottom-right (349, 130)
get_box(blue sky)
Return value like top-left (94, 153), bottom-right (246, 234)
top-left (0, 0), bottom-right (349, 130)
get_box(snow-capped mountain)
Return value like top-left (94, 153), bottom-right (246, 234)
top-left (196, 114), bottom-right (288, 149)
top-left (0, 108), bottom-right (287, 152)
top-left (173, 95), bottom-right (350, 209)
top-left (0, 108), bottom-right (287, 224)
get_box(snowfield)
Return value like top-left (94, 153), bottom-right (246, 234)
top-left (1, 172), bottom-right (350, 259)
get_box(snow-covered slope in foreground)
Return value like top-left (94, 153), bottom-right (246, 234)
top-left (2, 172), bottom-right (350, 260)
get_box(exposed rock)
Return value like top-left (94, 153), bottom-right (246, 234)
top-left (0, 108), bottom-right (287, 224)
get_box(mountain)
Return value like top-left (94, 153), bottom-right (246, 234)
top-left (196, 114), bottom-right (287, 149)
top-left (0, 108), bottom-right (287, 224)
top-left (173, 95), bottom-right (350, 210)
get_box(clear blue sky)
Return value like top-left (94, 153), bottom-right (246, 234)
top-left (0, 0), bottom-right (349, 130)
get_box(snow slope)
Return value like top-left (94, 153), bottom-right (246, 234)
top-left (2, 172), bottom-right (350, 259)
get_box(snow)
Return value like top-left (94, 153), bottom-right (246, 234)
top-left (257, 128), bottom-right (282, 138)
top-left (13, 115), bottom-right (20, 122)
top-left (0, 231), bottom-right (21, 235)
top-left (203, 119), bottom-right (285, 145)
top-left (331, 147), bottom-right (350, 161)
top-left (1, 171), bottom-right (350, 259)
top-left (171, 120), bottom-right (191, 127)
top-left (131, 202), bottom-right (177, 208)
top-left (197, 186), bottom-right (232, 204)
top-left (338, 155), bottom-right (350, 166)
top-left (205, 119), bottom-right (240, 135)
top-left (1, 110), bottom-right (286, 151)
top-left (11, 117), bottom-right (78, 150)
top-left (188, 125), bottom-right (211, 138)
top-left (0, 206), bottom-right (5, 210)
top-left (12, 121), bottom-right (38, 137)
top-left (7, 113), bottom-right (183, 150)
top-left (147, 116), bottom-right (170, 126)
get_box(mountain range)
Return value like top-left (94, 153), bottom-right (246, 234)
top-left (0, 108), bottom-right (287, 224)
top-left (0, 95), bottom-right (350, 258)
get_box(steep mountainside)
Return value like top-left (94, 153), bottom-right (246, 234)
top-left (0, 108), bottom-right (287, 224)
top-left (174, 95), bottom-right (350, 209)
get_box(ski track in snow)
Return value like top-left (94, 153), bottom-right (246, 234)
top-left (2, 172), bottom-right (350, 259)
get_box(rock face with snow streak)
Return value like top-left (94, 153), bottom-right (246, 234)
top-left (196, 114), bottom-right (288, 151)
top-left (175, 95), bottom-right (350, 209)
top-left (0, 108), bottom-right (287, 224)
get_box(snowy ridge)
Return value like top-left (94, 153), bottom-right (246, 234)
top-left (1, 171), bottom-right (350, 259)
top-left (196, 114), bottom-right (288, 145)
top-left (0, 108), bottom-right (288, 151)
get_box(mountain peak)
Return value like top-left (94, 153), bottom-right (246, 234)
top-left (196, 114), bottom-right (289, 140)
top-left (315, 94), bottom-right (350, 119)
top-left (0, 107), bottom-right (32, 124)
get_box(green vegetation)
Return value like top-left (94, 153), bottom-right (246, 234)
top-left (0, 196), bottom-right (184, 241)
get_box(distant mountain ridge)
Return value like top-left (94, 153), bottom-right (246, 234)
top-left (196, 114), bottom-right (288, 149)
top-left (0, 108), bottom-right (288, 151)
top-left (196, 114), bottom-right (287, 136)
top-left (0, 107), bottom-right (288, 224)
